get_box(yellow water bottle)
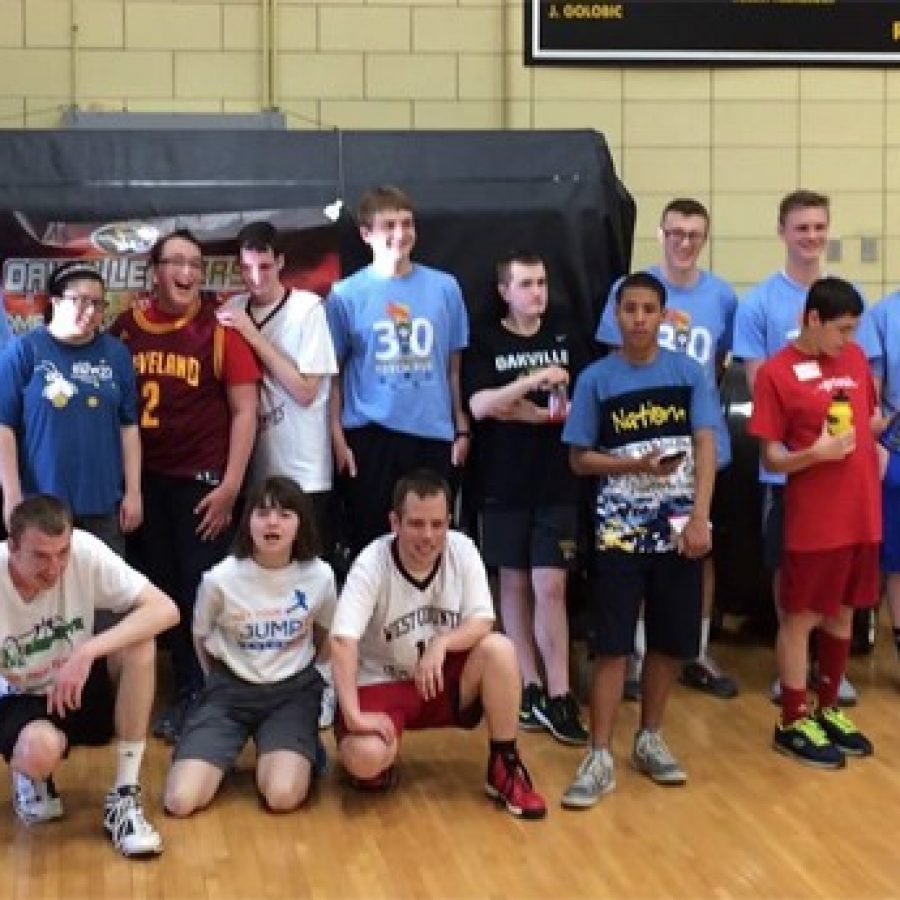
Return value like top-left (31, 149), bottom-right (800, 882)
top-left (826, 390), bottom-right (853, 436)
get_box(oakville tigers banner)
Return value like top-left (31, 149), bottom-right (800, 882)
top-left (0, 209), bottom-right (341, 335)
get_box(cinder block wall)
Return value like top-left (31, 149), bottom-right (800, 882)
top-left (1, 0), bottom-right (897, 298)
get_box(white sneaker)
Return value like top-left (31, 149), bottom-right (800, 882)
top-left (13, 773), bottom-right (63, 824)
top-left (104, 785), bottom-right (163, 857)
top-left (561, 749), bottom-right (616, 809)
top-left (631, 729), bottom-right (687, 786)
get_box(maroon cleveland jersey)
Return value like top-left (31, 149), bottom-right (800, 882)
top-left (110, 296), bottom-right (260, 479)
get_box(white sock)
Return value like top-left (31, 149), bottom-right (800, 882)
top-left (634, 619), bottom-right (646, 659)
top-left (699, 617), bottom-right (711, 661)
top-left (114, 740), bottom-right (145, 789)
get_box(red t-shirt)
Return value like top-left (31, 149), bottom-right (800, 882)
top-left (110, 295), bottom-right (260, 479)
top-left (749, 341), bottom-right (880, 552)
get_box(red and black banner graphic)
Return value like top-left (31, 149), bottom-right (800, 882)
top-left (1, 211), bottom-right (340, 335)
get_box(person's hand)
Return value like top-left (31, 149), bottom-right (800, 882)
top-left (679, 515), bottom-right (712, 559)
top-left (215, 306), bottom-right (256, 342)
top-left (532, 365), bottom-right (569, 391)
top-left (119, 490), bottom-right (143, 534)
top-left (639, 449), bottom-right (683, 477)
top-left (811, 422), bottom-right (855, 463)
top-left (414, 636), bottom-right (448, 701)
top-left (334, 440), bottom-right (357, 478)
top-left (346, 711), bottom-right (396, 746)
top-left (451, 433), bottom-right (470, 467)
top-left (47, 646), bottom-right (93, 718)
top-left (194, 483), bottom-right (237, 540)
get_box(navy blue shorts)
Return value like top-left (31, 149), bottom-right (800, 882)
top-left (588, 551), bottom-right (702, 660)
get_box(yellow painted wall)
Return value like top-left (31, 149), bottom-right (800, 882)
top-left (1, 0), bottom-right (897, 297)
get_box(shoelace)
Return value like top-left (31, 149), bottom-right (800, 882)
top-left (107, 792), bottom-right (154, 843)
top-left (641, 731), bottom-right (675, 765)
top-left (501, 754), bottom-right (533, 794)
top-left (792, 717), bottom-right (830, 747)
top-left (819, 708), bottom-right (858, 734)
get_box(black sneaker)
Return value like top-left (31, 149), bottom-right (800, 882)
top-left (519, 683), bottom-right (545, 732)
top-left (772, 716), bottom-right (846, 769)
top-left (814, 707), bottom-right (874, 757)
top-left (533, 693), bottom-right (589, 746)
top-left (681, 659), bottom-right (738, 699)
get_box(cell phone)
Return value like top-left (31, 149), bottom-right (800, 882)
top-left (657, 449), bottom-right (687, 465)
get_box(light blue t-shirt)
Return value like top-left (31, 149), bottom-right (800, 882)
top-left (862, 290), bottom-right (900, 416)
top-left (563, 348), bottom-right (719, 554)
top-left (0, 295), bottom-right (11, 351)
top-left (326, 263), bottom-right (469, 441)
top-left (734, 271), bottom-right (874, 483)
top-left (597, 266), bottom-right (736, 467)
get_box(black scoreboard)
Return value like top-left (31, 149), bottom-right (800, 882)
top-left (526, 1), bottom-right (900, 65)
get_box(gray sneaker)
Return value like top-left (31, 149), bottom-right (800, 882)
top-left (631, 729), bottom-right (687, 785)
top-left (561, 748), bottom-right (616, 809)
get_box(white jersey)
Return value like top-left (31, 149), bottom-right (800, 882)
top-left (0, 530), bottom-right (147, 695)
top-left (331, 532), bottom-right (495, 686)
top-left (231, 289), bottom-right (338, 493)
top-left (194, 555), bottom-right (337, 684)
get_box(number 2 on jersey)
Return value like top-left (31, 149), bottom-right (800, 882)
top-left (141, 380), bottom-right (160, 428)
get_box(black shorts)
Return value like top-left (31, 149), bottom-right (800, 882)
top-left (173, 663), bottom-right (324, 770)
top-left (588, 551), bottom-right (702, 660)
top-left (0, 660), bottom-right (115, 762)
top-left (762, 484), bottom-right (784, 572)
top-left (481, 504), bottom-right (577, 570)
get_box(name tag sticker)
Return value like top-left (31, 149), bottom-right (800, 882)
top-left (793, 361), bottom-right (821, 382)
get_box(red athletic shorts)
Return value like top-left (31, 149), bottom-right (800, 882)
top-left (335, 650), bottom-right (483, 743)
top-left (780, 543), bottom-right (880, 617)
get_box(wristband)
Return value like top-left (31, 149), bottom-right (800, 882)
top-left (455, 430), bottom-right (471, 438)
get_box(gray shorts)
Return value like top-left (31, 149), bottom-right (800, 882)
top-left (173, 662), bottom-right (324, 770)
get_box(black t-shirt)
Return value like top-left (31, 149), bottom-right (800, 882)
top-left (463, 310), bottom-right (589, 506)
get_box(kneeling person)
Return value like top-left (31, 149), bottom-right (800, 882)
top-left (165, 477), bottom-right (336, 816)
top-left (330, 470), bottom-right (546, 819)
top-left (0, 495), bottom-right (178, 856)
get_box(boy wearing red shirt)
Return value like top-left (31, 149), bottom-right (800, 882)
top-left (749, 277), bottom-right (879, 768)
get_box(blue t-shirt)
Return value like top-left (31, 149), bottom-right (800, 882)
top-left (861, 290), bottom-right (900, 416)
top-left (0, 297), bottom-right (11, 352)
top-left (563, 348), bottom-right (719, 554)
top-left (597, 266), bottom-right (736, 467)
top-left (0, 328), bottom-right (138, 516)
top-left (734, 271), bottom-right (875, 483)
top-left (326, 264), bottom-right (469, 441)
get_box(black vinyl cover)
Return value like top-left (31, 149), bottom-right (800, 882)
top-left (0, 128), bottom-right (634, 336)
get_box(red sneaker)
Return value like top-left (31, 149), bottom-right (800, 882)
top-left (484, 751), bottom-right (547, 820)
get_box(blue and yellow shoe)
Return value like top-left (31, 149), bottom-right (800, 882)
top-left (773, 716), bottom-right (845, 769)
top-left (814, 707), bottom-right (873, 757)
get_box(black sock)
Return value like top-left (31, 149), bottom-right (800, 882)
top-left (893, 628), bottom-right (900, 654)
top-left (489, 739), bottom-right (517, 761)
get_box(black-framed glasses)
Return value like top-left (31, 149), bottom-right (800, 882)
top-left (158, 256), bottom-right (203, 271)
top-left (60, 292), bottom-right (106, 310)
top-left (662, 229), bottom-right (706, 245)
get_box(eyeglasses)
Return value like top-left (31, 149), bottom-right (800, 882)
top-left (60, 293), bottom-right (106, 310)
top-left (663, 229), bottom-right (706, 245)
top-left (158, 256), bottom-right (203, 271)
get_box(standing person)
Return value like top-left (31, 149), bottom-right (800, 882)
top-left (733, 189), bottom-right (859, 705)
top-left (560, 273), bottom-right (717, 809)
top-left (858, 287), bottom-right (900, 667)
top-left (748, 277), bottom-right (877, 768)
top-left (330, 470), bottom-right (546, 820)
top-left (464, 250), bottom-right (588, 745)
top-left (597, 199), bottom-right (738, 699)
top-left (217, 221), bottom-right (338, 554)
top-left (0, 495), bottom-right (178, 856)
top-left (327, 186), bottom-right (470, 558)
top-left (109, 229), bottom-right (261, 742)
top-left (0, 262), bottom-right (141, 554)
top-left (164, 477), bottom-right (336, 816)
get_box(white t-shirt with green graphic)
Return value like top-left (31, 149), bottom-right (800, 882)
top-left (0, 529), bottom-right (146, 695)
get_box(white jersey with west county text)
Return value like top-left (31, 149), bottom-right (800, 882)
top-left (331, 531), bottom-right (494, 686)
top-left (0, 530), bottom-right (147, 695)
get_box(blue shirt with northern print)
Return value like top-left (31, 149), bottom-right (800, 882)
top-left (326, 264), bottom-right (468, 441)
top-left (597, 266), bottom-right (736, 467)
top-left (563, 348), bottom-right (719, 554)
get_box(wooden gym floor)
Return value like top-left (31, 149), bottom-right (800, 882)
top-left (1, 627), bottom-right (898, 900)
